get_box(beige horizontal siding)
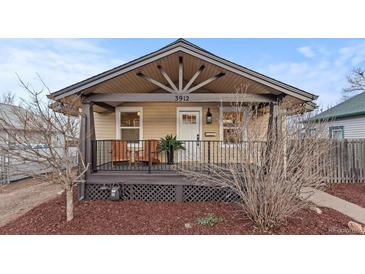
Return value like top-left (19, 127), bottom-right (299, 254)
top-left (122, 102), bottom-right (221, 141)
top-left (94, 112), bottom-right (116, 140)
top-left (93, 102), bottom-right (268, 141)
top-left (323, 116), bottom-right (365, 139)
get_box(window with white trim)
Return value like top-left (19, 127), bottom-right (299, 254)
top-left (329, 126), bottom-right (344, 140)
top-left (308, 128), bottom-right (316, 137)
top-left (117, 107), bottom-right (143, 143)
top-left (221, 108), bottom-right (245, 143)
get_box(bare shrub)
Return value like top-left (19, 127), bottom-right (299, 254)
top-left (181, 86), bottom-right (331, 232)
top-left (0, 77), bottom-right (88, 222)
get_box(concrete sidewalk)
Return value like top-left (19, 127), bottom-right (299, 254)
top-left (301, 187), bottom-right (365, 225)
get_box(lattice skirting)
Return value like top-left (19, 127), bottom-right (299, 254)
top-left (84, 183), bottom-right (240, 203)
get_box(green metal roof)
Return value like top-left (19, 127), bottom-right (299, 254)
top-left (314, 91), bottom-right (365, 120)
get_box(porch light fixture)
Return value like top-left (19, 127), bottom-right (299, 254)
top-left (206, 108), bottom-right (212, 124)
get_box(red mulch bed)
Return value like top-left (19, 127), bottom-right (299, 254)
top-left (0, 192), bottom-right (355, 235)
top-left (326, 183), bottom-right (365, 208)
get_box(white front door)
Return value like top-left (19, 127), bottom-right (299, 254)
top-left (177, 108), bottom-right (202, 161)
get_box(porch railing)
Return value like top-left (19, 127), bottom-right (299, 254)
top-left (91, 139), bottom-right (365, 183)
top-left (91, 140), bottom-right (267, 173)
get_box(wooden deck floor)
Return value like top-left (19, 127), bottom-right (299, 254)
top-left (95, 161), bottom-right (180, 172)
top-left (88, 170), bottom-right (188, 185)
top-left (94, 161), bottom-right (241, 173)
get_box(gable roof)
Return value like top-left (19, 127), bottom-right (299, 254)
top-left (49, 38), bottom-right (318, 102)
top-left (313, 91), bottom-right (365, 120)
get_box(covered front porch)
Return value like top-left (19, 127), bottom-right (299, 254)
top-left (81, 97), bottom-right (275, 201)
top-left (82, 99), bottom-right (274, 202)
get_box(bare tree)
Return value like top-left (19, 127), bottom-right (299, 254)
top-left (342, 67), bottom-right (365, 100)
top-left (0, 78), bottom-right (88, 222)
top-left (180, 86), bottom-right (331, 232)
top-left (0, 91), bottom-right (16, 105)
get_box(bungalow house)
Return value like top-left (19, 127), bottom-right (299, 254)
top-left (48, 39), bottom-right (318, 201)
top-left (311, 91), bottom-right (365, 139)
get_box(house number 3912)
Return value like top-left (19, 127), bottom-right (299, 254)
top-left (175, 95), bottom-right (190, 102)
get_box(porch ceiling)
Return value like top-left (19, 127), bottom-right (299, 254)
top-left (80, 52), bottom-right (280, 96)
top-left (58, 51), bottom-right (286, 113)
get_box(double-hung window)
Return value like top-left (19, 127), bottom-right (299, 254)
top-left (116, 107), bottom-right (143, 143)
top-left (307, 128), bottom-right (316, 137)
top-left (220, 107), bottom-right (245, 143)
top-left (329, 126), bottom-right (344, 140)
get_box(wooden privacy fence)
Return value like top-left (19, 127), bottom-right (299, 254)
top-left (0, 152), bottom-right (10, 184)
top-left (324, 139), bottom-right (365, 183)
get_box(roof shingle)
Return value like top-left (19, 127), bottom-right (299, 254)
top-left (314, 91), bottom-right (365, 120)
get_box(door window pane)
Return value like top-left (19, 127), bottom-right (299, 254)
top-left (182, 114), bottom-right (197, 124)
top-left (182, 114), bottom-right (189, 124)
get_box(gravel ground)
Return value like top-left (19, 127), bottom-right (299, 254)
top-left (0, 191), bottom-right (355, 235)
top-left (326, 183), bottom-right (365, 208)
top-left (0, 178), bottom-right (63, 227)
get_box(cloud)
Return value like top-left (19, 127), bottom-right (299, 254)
top-left (268, 62), bottom-right (309, 76)
top-left (260, 42), bottom-right (365, 108)
top-left (337, 41), bottom-right (365, 66)
top-left (0, 39), bottom-right (126, 99)
top-left (297, 46), bottom-right (315, 58)
top-left (264, 60), bottom-right (348, 107)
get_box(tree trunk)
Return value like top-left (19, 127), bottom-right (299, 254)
top-left (66, 187), bottom-right (74, 222)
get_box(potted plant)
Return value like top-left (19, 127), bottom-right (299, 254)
top-left (158, 134), bottom-right (185, 164)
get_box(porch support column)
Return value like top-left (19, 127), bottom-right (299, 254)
top-left (79, 99), bottom-right (96, 199)
top-left (267, 102), bottom-right (280, 141)
top-left (78, 108), bottom-right (87, 200)
top-left (83, 101), bottom-right (96, 175)
top-left (266, 102), bottom-right (285, 174)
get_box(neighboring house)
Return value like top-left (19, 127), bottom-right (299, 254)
top-left (311, 91), bottom-right (365, 139)
top-left (0, 103), bottom-right (72, 183)
top-left (0, 104), bottom-right (39, 183)
top-left (0, 103), bottom-right (43, 183)
top-left (49, 39), bottom-right (318, 201)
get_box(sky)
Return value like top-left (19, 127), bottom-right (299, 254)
top-left (1, 38), bottom-right (365, 109)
